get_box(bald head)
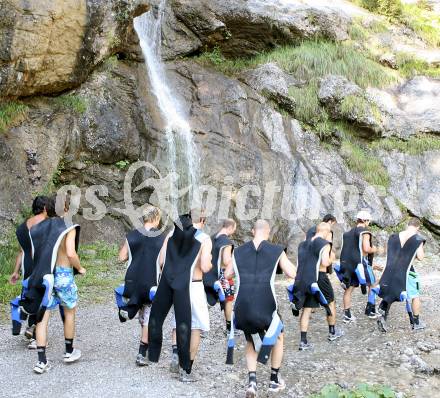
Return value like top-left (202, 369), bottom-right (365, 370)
top-left (252, 219), bottom-right (271, 240)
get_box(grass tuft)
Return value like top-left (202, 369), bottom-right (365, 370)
top-left (310, 383), bottom-right (397, 398)
top-left (396, 52), bottom-right (440, 78)
top-left (371, 135), bottom-right (440, 155)
top-left (341, 139), bottom-right (390, 187)
top-left (54, 94), bottom-right (88, 114)
top-left (340, 94), bottom-right (383, 123)
top-left (0, 102), bottom-right (28, 134)
top-left (401, 2), bottom-right (440, 47)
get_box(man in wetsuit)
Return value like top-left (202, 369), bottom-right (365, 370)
top-left (340, 211), bottom-right (379, 322)
top-left (9, 195), bottom-right (54, 346)
top-left (225, 220), bottom-right (295, 397)
top-left (30, 198), bottom-right (85, 374)
top-left (298, 223), bottom-right (344, 351)
top-left (204, 218), bottom-right (236, 334)
top-left (376, 217), bottom-right (426, 332)
top-left (117, 205), bottom-right (167, 366)
top-left (148, 209), bottom-right (212, 382)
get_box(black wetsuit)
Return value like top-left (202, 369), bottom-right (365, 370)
top-left (293, 237), bottom-right (332, 313)
top-left (119, 228), bottom-right (166, 321)
top-left (233, 240), bottom-right (285, 337)
top-left (203, 234), bottom-right (233, 307)
top-left (15, 222), bottom-right (37, 329)
top-left (306, 225), bottom-right (333, 273)
top-left (339, 226), bottom-right (373, 290)
top-left (378, 233), bottom-right (425, 313)
top-left (20, 217), bottom-right (80, 322)
top-left (148, 216), bottom-right (206, 372)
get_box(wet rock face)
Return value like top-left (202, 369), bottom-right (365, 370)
top-left (0, 0), bottom-right (149, 97)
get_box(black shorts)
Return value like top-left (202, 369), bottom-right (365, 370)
top-left (303, 272), bottom-right (335, 308)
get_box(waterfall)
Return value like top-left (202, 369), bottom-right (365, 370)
top-left (134, 0), bottom-right (200, 212)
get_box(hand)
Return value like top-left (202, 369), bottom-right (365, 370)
top-left (78, 267), bottom-right (86, 275)
top-left (9, 272), bottom-right (20, 285)
top-left (373, 263), bottom-right (384, 271)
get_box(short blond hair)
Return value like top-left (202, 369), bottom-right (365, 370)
top-left (222, 218), bottom-right (236, 229)
top-left (142, 205), bottom-right (161, 223)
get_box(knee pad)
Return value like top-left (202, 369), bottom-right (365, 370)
top-left (286, 284), bottom-right (295, 303)
top-left (213, 280), bottom-right (225, 302)
top-left (149, 286), bottom-right (157, 302)
top-left (114, 284), bottom-right (128, 308)
top-left (310, 283), bottom-right (329, 306)
top-left (10, 296), bottom-right (22, 336)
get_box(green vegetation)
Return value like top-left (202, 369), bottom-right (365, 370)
top-left (54, 94), bottom-right (88, 114)
top-left (104, 55), bottom-right (119, 72)
top-left (341, 139), bottom-right (390, 187)
top-left (310, 383), bottom-right (397, 398)
top-left (52, 159), bottom-right (66, 186)
top-left (371, 135), bottom-right (440, 155)
top-left (354, 0), bottom-right (403, 18)
top-left (0, 230), bottom-right (21, 304)
top-left (353, 0), bottom-right (440, 47)
top-left (197, 41), bottom-right (396, 136)
top-left (395, 52), bottom-right (440, 78)
top-left (76, 242), bottom-right (122, 302)
top-left (115, 159), bottom-right (131, 170)
top-left (197, 41), bottom-right (397, 87)
top-left (0, 102), bottom-right (28, 134)
top-left (0, 239), bottom-right (121, 306)
top-left (401, 2), bottom-right (440, 47)
top-left (340, 94), bottom-right (382, 123)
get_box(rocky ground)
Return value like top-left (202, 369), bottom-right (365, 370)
top-left (1, 256), bottom-right (439, 398)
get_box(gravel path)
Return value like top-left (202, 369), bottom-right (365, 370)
top-left (1, 258), bottom-right (440, 398)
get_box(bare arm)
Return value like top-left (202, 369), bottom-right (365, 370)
top-left (200, 238), bottom-right (213, 274)
top-left (224, 257), bottom-right (235, 280)
top-left (9, 251), bottom-right (22, 284)
top-left (221, 245), bottom-right (233, 269)
top-left (320, 244), bottom-right (331, 268)
top-left (416, 242), bottom-right (425, 261)
top-left (66, 229), bottom-right (85, 274)
top-left (279, 252), bottom-right (296, 279)
top-left (362, 234), bottom-right (376, 254)
top-left (159, 234), bottom-right (171, 269)
top-left (118, 241), bottom-right (128, 262)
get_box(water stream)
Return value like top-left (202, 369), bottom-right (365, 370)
top-left (134, 0), bottom-right (200, 213)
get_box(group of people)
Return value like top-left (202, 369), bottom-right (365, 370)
top-left (9, 195), bottom-right (427, 398)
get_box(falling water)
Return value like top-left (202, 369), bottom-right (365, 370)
top-left (134, 0), bottom-right (200, 212)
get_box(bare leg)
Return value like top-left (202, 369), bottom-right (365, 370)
top-left (300, 307), bottom-right (312, 332)
top-left (190, 329), bottom-right (201, 361)
top-left (343, 286), bottom-right (354, 310)
top-left (245, 341), bottom-right (258, 372)
top-left (35, 311), bottom-right (51, 347)
top-left (270, 333), bottom-right (284, 369)
top-left (62, 307), bottom-right (76, 340)
top-left (412, 297), bottom-right (421, 316)
top-left (141, 325), bottom-right (148, 343)
top-left (224, 301), bottom-right (232, 323)
top-left (172, 328), bottom-right (177, 345)
top-left (327, 301), bottom-right (336, 326)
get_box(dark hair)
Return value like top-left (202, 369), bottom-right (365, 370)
top-left (323, 214), bottom-right (336, 223)
top-left (408, 217), bottom-right (421, 228)
top-left (45, 196), bottom-right (57, 217)
top-left (32, 196), bottom-right (49, 215)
